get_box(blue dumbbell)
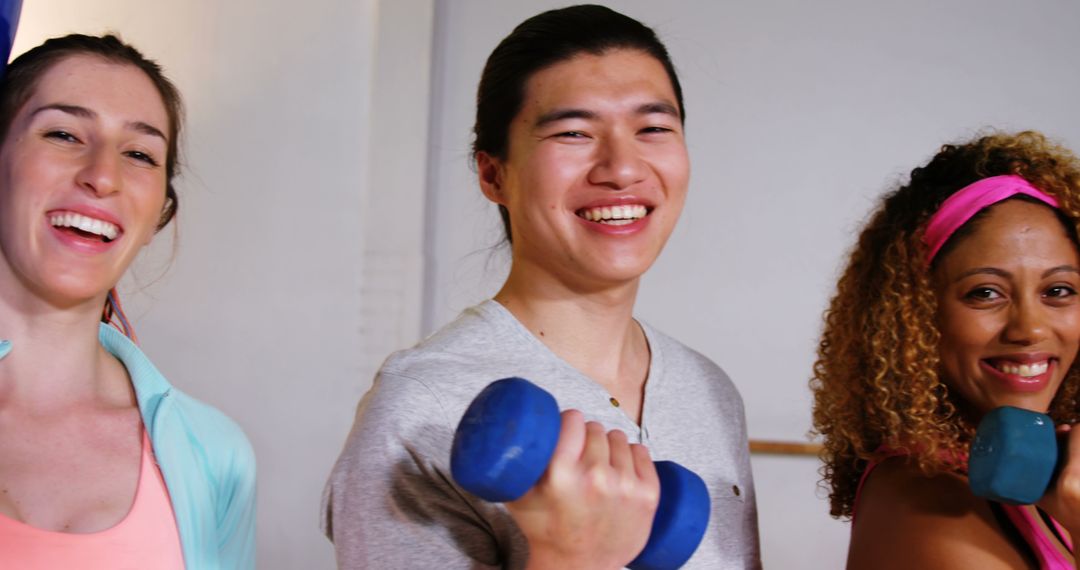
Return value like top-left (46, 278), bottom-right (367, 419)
top-left (450, 377), bottom-right (711, 570)
top-left (0, 0), bottom-right (21, 75)
top-left (968, 406), bottom-right (1059, 505)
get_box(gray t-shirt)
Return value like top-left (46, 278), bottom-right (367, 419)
top-left (322, 300), bottom-right (761, 569)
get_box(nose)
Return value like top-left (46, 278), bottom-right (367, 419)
top-left (1001, 298), bottom-right (1050, 346)
top-left (587, 134), bottom-right (647, 190)
top-left (75, 146), bottom-right (121, 197)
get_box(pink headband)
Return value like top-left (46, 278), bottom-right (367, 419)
top-left (923, 174), bottom-right (1059, 263)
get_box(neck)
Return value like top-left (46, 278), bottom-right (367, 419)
top-left (0, 288), bottom-right (129, 410)
top-left (495, 261), bottom-right (649, 396)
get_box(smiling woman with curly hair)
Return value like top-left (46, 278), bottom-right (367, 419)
top-left (812, 130), bottom-right (1080, 568)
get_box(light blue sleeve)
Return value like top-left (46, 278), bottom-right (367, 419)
top-left (162, 389), bottom-right (258, 570)
top-left (216, 431), bottom-right (257, 570)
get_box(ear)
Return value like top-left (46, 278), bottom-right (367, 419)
top-left (148, 188), bottom-right (180, 244)
top-left (144, 217), bottom-right (160, 246)
top-left (477, 151), bottom-right (507, 206)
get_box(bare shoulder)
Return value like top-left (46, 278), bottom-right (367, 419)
top-left (848, 457), bottom-right (1032, 569)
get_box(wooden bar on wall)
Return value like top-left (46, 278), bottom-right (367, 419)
top-left (749, 439), bottom-right (823, 456)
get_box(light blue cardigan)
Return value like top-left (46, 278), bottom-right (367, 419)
top-left (99, 324), bottom-right (256, 569)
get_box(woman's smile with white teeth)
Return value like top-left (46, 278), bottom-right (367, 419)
top-left (989, 359), bottom-right (1050, 378)
top-left (49, 212), bottom-right (120, 241)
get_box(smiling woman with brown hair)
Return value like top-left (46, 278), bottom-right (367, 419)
top-left (0, 35), bottom-right (255, 569)
top-left (812, 130), bottom-right (1080, 568)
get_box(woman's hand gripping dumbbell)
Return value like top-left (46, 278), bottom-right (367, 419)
top-left (969, 406), bottom-right (1080, 532)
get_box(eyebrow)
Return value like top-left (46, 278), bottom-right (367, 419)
top-left (533, 101), bottom-right (681, 129)
top-left (955, 267), bottom-right (1011, 281)
top-left (954, 265), bottom-right (1080, 281)
top-left (1043, 265), bottom-right (1080, 278)
top-left (31, 103), bottom-right (168, 143)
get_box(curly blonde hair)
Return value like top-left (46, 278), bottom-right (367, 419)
top-left (811, 130), bottom-right (1080, 519)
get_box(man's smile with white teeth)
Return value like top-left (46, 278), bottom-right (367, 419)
top-left (577, 204), bottom-right (649, 226)
top-left (49, 212), bottom-right (120, 242)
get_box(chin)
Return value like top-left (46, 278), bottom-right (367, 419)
top-left (33, 274), bottom-right (115, 309)
top-left (600, 250), bottom-right (661, 275)
top-left (592, 263), bottom-right (653, 285)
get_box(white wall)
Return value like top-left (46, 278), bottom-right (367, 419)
top-left (13, 0), bottom-right (1080, 568)
top-left (424, 1), bottom-right (1080, 568)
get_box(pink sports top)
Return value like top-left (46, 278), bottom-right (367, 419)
top-left (855, 455), bottom-right (1074, 569)
top-left (0, 430), bottom-right (185, 569)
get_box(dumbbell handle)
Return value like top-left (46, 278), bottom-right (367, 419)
top-left (450, 378), bottom-right (710, 570)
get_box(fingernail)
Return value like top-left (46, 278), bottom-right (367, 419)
top-left (0, 340), bottom-right (10, 360)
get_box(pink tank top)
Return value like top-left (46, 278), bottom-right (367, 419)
top-left (855, 455), bottom-right (1074, 569)
top-left (0, 431), bottom-right (185, 569)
